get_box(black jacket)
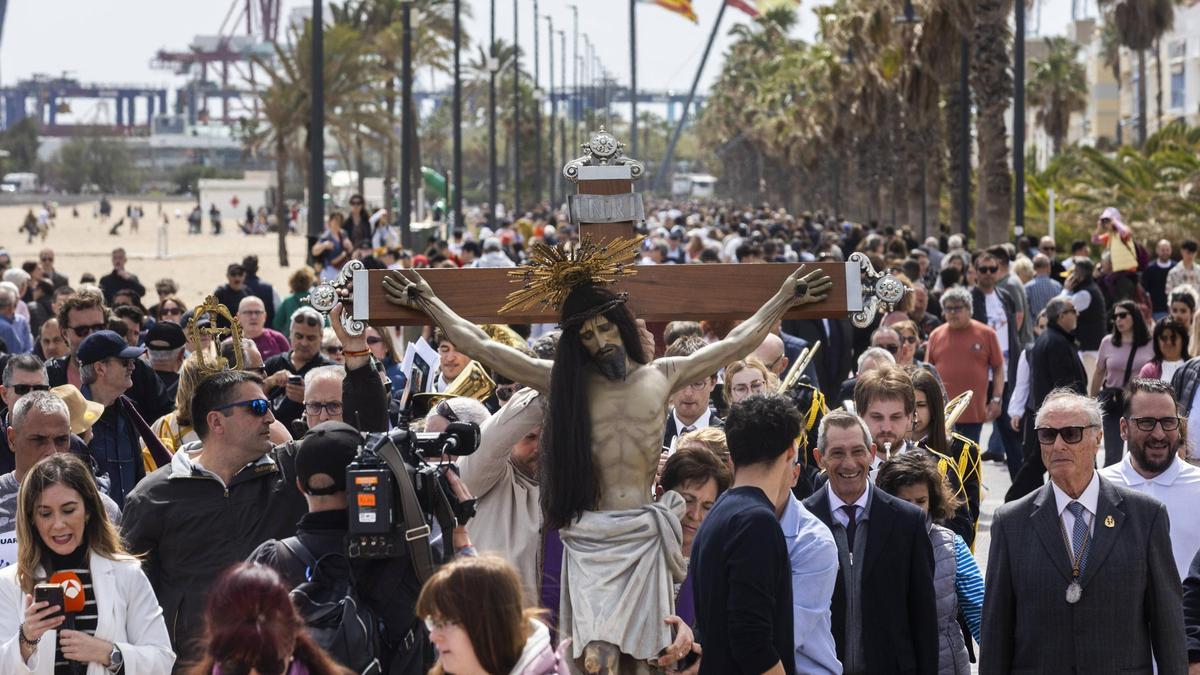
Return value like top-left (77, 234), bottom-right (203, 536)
top-left (662, 410), bottom-right (723, 451)
top-left (782, 318), bottom-right (854, 405)
top-left (1029, 322), bottom-right (1088, 412)
top-left (1183, 547), bottom-right (1200, 663)
top-left (264, 351), bottom-right (335, 433)
top-left (121, 447), bottom-right (308, 661)
top-left (47, 355), bottom-right (172, 424)
top-left (1074, 280), bottom-right (1108, 351)
top-left (98, 269), bottom-right (146, 305)
top-left (803, 485), bottom-right (938, 675)
top-left (245, 274), bottom-right (278, 328)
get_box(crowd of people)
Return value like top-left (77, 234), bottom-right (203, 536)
top-left (0, 197), bottom-right (1197, 674)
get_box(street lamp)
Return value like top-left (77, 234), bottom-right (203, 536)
top-left (399, 0), bottom-right (414, 247)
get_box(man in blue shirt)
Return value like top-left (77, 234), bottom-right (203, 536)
top-left (691, 393), bottom-right (798, 675)
top-left (0, 284), bottom-right (32, 354)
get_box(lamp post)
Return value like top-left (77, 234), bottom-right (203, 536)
top-left (399, 0), bottom-right (414, 247)
top-left (452, 0), bottom-right (463, 230)
top-left (512, 0), bottom-right (521, 217)
top-left (308, 0), bottom-right (324, 257)
top-left (489, 0), bottom-right (498, 226)
top-left (630, 0), bottom-right (638, 157)
top-left (558, 29), bottom-right (567, 209)
top-left (534, 0), bottom-right (542, 209)
top-left (545, 15), bottom-right (556, 210)
top-left (568, 5), bottom-right (579, 151)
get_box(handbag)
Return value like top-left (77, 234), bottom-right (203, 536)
top-left (1100, 342), bottom-right (1139, 417)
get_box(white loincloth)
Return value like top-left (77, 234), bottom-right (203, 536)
top-left (558, 490), bottom-right (687, 661)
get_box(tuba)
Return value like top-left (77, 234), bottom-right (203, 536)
top-left (413, 360), bottom-right (497, 409)
top-left (944, 390), bottom-right (973, 434)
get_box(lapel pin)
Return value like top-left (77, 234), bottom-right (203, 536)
top-left (1104, 515), bottom-right (1115, 528)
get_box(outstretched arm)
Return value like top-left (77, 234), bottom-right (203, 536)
top-left (658, 265), bottom-right (832, 390)
top-left (382, 270), bottom-right (552, 393)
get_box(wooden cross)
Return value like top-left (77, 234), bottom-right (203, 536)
top-left (350, 130), bottom-right (883, 327)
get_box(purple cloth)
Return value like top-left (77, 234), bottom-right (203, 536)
top-left (674, 570), bottom-right (695, 627)
top-left (252, 328), bottom-right (291, 360)
top-left (541, 527), bottom-right (563, 636)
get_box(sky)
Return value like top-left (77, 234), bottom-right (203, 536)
top-left (0, 0), bottom-right (1080, 123)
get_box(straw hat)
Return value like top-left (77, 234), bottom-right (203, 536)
top-left (51, 385), bottom-right (105, 435)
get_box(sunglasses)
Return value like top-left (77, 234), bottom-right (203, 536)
top-left (435, 400), bottom-right (459, 422)
top-left (1113, 312), bottom-right (1131, 320)
top-left (214, 398), bottom-right (271, 417)
top-left (69, 323), bottom-right (106, 338)
top-left (943, 304), bottom-right (968, 314)
top-left (1036, 424), bottom-right (1098, 445)
top-left (1040, 245), bottom-right (1057, 252)
top-left (161, 307), bottom-right (182, 316)
top-left (976, 265), bottom-right (998, 274)
top-left (900, 335), bottom-right (918, 344)
top-left (878, 343), bottom-right (899, 354)
top-left (11, 384), bottom-right (49, 395)
top-left (105, 358), bottom-right (135, 369)
top-left (304, 401), bottom-right (343, 416)
top-left (324, 345), bottom-right (344, 355)
top-left (1128, 416), bottom-right (1181, 432)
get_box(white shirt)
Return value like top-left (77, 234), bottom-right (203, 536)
top-left (1050, 470), bottom-right (1100, 554)
top-left (1192, 386), bottom-right (1200, 460)
top-left (1162, 360), bottom-right (1184, 384)
top-left (667, 408), bottom-right (713, 455)
top-left (829, 482), bottom-right (871, 529)
top-left (982, 289), bottom-right (1009, 357)
top-left (1061, 287), bottom-right (1093, 313)
top-left (1101, 454), bottom-right (1200, 580)
top-left (1008, 348), bottom-right (1032, 418)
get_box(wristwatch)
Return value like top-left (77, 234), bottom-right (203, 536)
top-left (107, 644), bottom-right (124, 673)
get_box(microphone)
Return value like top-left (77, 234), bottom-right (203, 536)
top-left (439, 422), bottom-right (481, 456)
top-left (50, 571), bottom-right (85, 674)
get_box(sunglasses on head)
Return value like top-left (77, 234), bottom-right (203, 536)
top-left (246, 365), bottom-right (268, 376)
top-left (214, 398), bottom-right (271, 417)
top-left (1036, 424), bottom-right (1098, 445)
top-left (12, 384), bottom-right (49, 395)
top-left (435, 400), bottom-right (459, 422)
top-left (293, 315), bottom-right (322, 328)
top-left (70, 323), bottom-right (106, 338)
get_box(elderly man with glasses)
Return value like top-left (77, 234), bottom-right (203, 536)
top-left (981, 388), bottom-right (1185, 674)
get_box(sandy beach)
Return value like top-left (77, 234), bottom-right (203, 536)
top-left (2, 197), bottom-right (312, 310)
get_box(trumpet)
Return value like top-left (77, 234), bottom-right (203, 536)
top-left (777, 341), bottom-right (821, 394)
top-left (945, 391), bottom-right (973, 433)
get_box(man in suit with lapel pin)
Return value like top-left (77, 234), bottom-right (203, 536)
top-left (803, 409), bottom-right (937, 675)
top-left (981, 388), bottom-right (1186, 674)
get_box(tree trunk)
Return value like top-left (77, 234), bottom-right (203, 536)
top-left (355, 134), bottom-right (366, 198)
top-left (1154, 39), bottom-right (1163, 135)
top-left (384, 78), bottom-right (397, 189)
top-left (944, 77), bottom-right (971, 236)
top-left (407, 94), bottom-right (423, 218)
top-left (275, 137), bottom-right (290, 267)
top-left (971, 0), bottom-right (1013, 248)
top-left (1137, 49), bottom-right (1148, 146)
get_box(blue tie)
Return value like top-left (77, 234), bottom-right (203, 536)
top-left (1067, 501), bottom-right (1090, 572)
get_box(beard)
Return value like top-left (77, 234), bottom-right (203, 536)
top-left (592, 345), bottom-right (628, 381)
top-left (1130, 436), bottom-right (1179, 474)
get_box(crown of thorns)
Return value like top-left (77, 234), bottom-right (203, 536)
top-left (499, 235), bottom-right (642, 315)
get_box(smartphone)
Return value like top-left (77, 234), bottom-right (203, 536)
top-left (33, 583), bottom-right (63, 618)
top-left (287, 374), bottom-right (303, 386)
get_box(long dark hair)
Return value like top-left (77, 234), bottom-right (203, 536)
top-left (542, 285), bottom-right (648, 529)
top-left (1111, 300), bottom-right (1150, 348)
top-left (184, 563), bottom-right (349, 675)
top-left (908, 366), bottom-right (948, 455)
top-left (1152, 318), bottom-right (1189, 363)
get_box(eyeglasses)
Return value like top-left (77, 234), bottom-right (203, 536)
top-left (943, 305), bottom-right (967, 314)
top-left (11, 384), bottom-right (49, 395)
top-left (435, 400), bottom-right (459, 422)
top-left (1128, 416), bottom-right (1181, 432)
top-left (877, 343), bottom-right (899, 354)
top-left (1036, 424), bottom-right (1098, 445)
top-left (240, 309), bottom-right (265, 317)
top-left (214, 398), bottom-right (271, 417)
top-left (366, 336), bottom-right (384, 346)
top-left (976, 265), bottom-right (998, 274)
top-left (1113, 312), bottom-right (1131, 320)
top-left (731, 380), bottom-right (765, 396)
top-left (69, 323), bottom-right (106, 338)
top-left (424, 617), bottom-right (457, 633)
top-left (304, 401), bottom-right (343, 416)
top-left (104, 358), bottom-right (135, 370)
top-left (681, 379), bottom-right (711, 391)
top-left (323, 345), bottom-right (344, 355)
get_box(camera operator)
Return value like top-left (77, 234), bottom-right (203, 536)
top-left (248, 421), bottom-right (429, 675)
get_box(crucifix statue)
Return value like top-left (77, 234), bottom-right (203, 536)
top-left (321, 129), bottom-right (905, 673)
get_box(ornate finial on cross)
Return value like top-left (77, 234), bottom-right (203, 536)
top-left (563, 127), bottom-right (646, 185)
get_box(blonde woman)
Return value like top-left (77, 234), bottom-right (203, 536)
top-left (0, 453), bottom-right (173, 673)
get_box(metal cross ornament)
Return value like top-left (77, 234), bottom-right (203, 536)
top-left (306, 259), bottom-right (367, 336)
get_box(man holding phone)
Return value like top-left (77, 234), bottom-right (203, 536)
top-left (262, 307), bottom-right (333, 435)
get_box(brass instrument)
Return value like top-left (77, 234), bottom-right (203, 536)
top-left (187, 295), bottom-right (245, 374)
top-left (777, 341), bottom-right (821, 394)
top-left (945, 391), bottom-right (973, 433)
top-left (413, 360), bottom-right (497, 408)
top-left (481, 324), bottom-right (529, 352)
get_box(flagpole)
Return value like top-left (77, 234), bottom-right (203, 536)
top-left (652, 0), bottom-right (727, 193)
top-left (630, 0), bottom-right (638, 158)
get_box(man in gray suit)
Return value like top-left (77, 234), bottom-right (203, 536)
top-left (981, 388), bottom-right (1186, 674)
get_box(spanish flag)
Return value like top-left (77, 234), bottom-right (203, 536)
top-left (639, 0), bottom-right (698, 23)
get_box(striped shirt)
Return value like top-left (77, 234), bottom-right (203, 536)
top-left (1024, 275), bottom-right (1062, 319)
top-left (953, 534), bottom-right (984, 642)
top-left (46, 548), bottom-right (99, 675)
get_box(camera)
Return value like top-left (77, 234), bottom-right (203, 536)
top-left (346, 420), bottom-right (481, 560)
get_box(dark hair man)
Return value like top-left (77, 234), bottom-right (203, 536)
top-left (0, 354), bottom-right (49, 475)
top-left (803, 410), bottom-right (937, 674)
top-left (691, 393), bottom-right (801, 675)
top-left (121, 370), bottom-right (308, 661)
top-left (98, 247), bottom-right (146, 305)
top-left (262, 306), bottom-right (333, 433)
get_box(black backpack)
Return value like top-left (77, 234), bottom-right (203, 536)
top-left (281, 538), bottom-right (384, 675)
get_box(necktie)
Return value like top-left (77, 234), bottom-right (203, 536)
top-left (680, 425), bottom-right (696, 435)
top-left (841, 504), bottom-right (858, 549)
top-left (1066, 501), bottom-right (1090, 572)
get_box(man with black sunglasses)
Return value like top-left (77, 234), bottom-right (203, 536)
top-left (1100, 379), bottom-right (1200, 581)
top-left (981, 389), bottom-right (1185, 673)
top-left (0, 354), bottom-right (49, 475)
top-left (970, 250), bottom-right (1022, 472)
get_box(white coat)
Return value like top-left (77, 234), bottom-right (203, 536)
top-left (0, 551), bottom-right (175, 674)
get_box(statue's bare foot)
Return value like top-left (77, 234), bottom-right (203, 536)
top-left (580, 641), bottom-right (620, 675)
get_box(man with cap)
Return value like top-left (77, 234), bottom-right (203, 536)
top-left (0, 390), bottom-right (120, 569)
top-left (77, 330), bottom-right (170, 506)
top-left (213, 262), bottom-right (251, 327)
top-left (248, 420), bottom-right (429, 672)
top-left (145, 321), bottom-right (187, 403)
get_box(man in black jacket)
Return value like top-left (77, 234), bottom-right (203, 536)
top-left (1005, 296), bottom-right (1089, 501)
top-left (242, 255), bottom-right (278, 328)
top-left (98, 247), bottom-right (146, 306)
top-left (263, 306), bottom-right (333, 433)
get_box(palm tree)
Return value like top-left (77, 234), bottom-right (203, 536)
top-left (1027, 37), bottom-right (1088, 156)
top-left (1097, 0), bottom-right (1176, 147)
top-left (970, 0), bottom-right (1013, 247)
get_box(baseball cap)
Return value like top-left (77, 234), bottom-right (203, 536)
top-left (77, 330), bottom-right (145, 366)
top-left (51, 384), bottom-right (104, 435)
top-left (145, 321), bottom-right (187, 351)
top-left (296, 421), bottom-right (361, 495)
